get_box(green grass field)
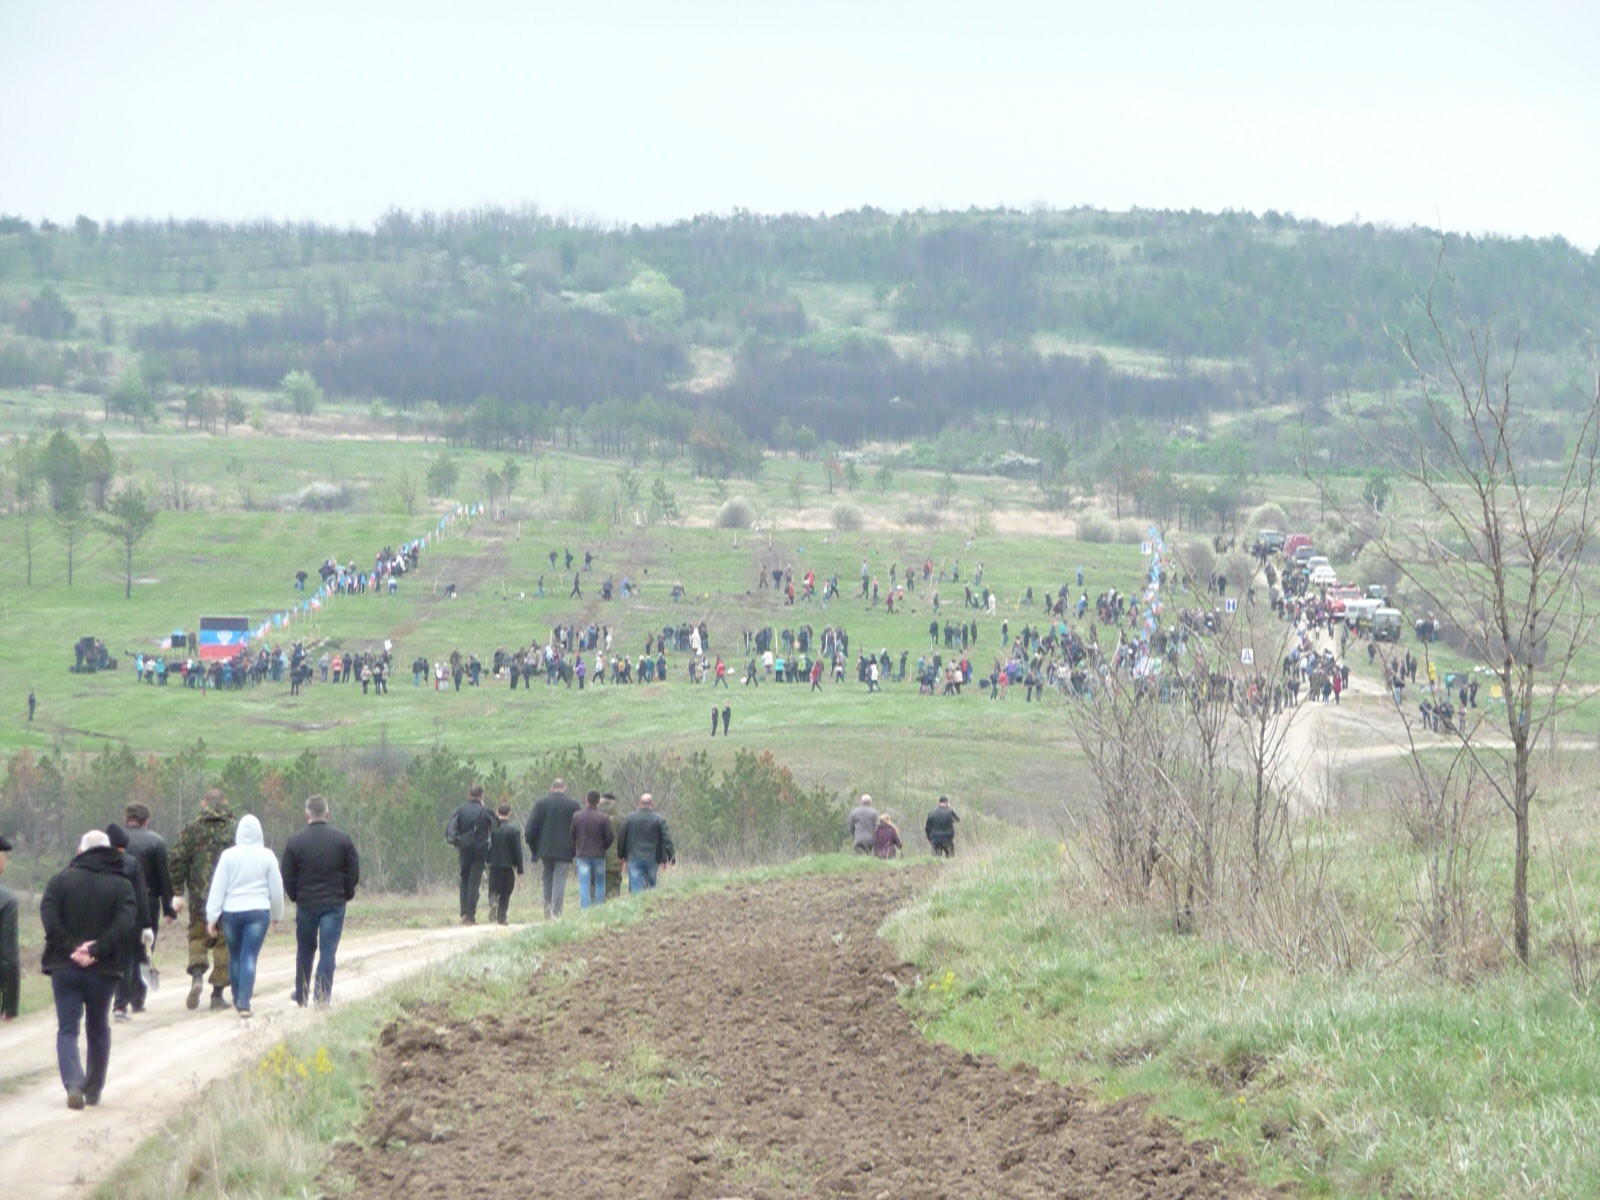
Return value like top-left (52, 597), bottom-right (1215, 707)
top-left (8, 409), bottom-right (1600, 1198)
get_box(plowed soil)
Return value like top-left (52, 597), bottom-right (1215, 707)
top-left (333, 872), bottom-right (1270, 1199)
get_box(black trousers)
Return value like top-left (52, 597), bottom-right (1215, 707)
top-left (487, 867), bottom-right (516, 923)
top-left (458, 848), bottom-right (485, 919)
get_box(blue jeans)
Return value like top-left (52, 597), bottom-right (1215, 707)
top-left (52, 965), bottom-right (116, 1096)
top-left (220, 909), bottom-right (271, 1011)
top-left (576, 858), bottom-right (606, 908)
top-left (294, 905), bottom-right (346, 1004)
top-left (627, 860), bottom-right (659, 893)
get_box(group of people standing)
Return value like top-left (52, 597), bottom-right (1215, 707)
top-left (446, 780), bottom-right (676, 924)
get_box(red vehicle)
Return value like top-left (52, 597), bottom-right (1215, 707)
top-left (1325, 584), bottom-right (1364, 615)
top-left (1284, 533), bottom-right (1313, 559)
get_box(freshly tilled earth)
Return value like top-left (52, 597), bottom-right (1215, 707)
top-left (333, 872), bottom-right (1270, 1199)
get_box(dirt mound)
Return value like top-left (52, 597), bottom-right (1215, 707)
top-left (332, 873), bottom-right (1270, 1199)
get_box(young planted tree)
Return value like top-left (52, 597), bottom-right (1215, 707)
top-left (41, 431), bottom-right (86, 586)
top-left (1329, 305), bottom-right (1600, 964)
top-left (9, 437), bottom-right (41, 586)
top-left (98, 483), bottom-right (158, 599)
top-left (281, 369), bottom-right (323, 427)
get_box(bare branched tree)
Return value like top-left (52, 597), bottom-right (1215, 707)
top-left (1328, 294), bottom-right (1600, 963)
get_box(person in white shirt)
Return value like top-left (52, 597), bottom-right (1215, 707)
top-left (204, 814), bottom-right (284, 1018)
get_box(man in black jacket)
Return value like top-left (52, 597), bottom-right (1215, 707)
top-left (485, 803), bottom-right (524, 925)
top-left (282, 794), bottom-right (360, 1007)
top-left (447, 785), bottom-right (493, 924)
top-left (116, 803), bottom-right (175, 1016)
top-left (925, 795), bottom-right (960, 857)
top-left (40, 829), bottom-right (139, 1109)
top-left (524, 778), bottom-right (579, 919)
top-left (617, 793), bottom-right (675, 894)
top-left (0, 833), bottom-right (17, 1022)
top-left (104, 823), bottom-right (152, 1023)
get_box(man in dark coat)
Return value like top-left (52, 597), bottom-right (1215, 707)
top-left (485, 803), bottom-right (524, 925)
top-left (116, 803), bottom-right (175, 1016)
top-left (446, 785), bottom-right (493, 924)
top-left (105, 823), bottom-right (151, 1022)
top-left (925, 795), bottom-right (961, 857)
top-left (40, 829), bottom-right (138, 1108)
top-left (0, 833), bottom-right (17, 1022)
top-left (281, 794), bottom-right (360, 1006)
top-left (617, 793), bottom-right (675, 894)
top-left (524, 778), bottom-right (579, 919)
top-left (570, 790), bottom-right (614, 910)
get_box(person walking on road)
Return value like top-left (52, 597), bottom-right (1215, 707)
top-left (617, 793), bottom-right (675, 894)
top-left (104, 824), bottom-right (151, 1023)
top-left (925, 795), bottom-right (960, 858)
top-left (485, 803), bottom-right (524, 925)
top-left (0, 833), bottom-right (18, 1022)
top-left (446, 785), bottom-right (493, 924)
top-left (40, 829), bottom-right (138, 1108)
top-left (118, 803), bottom-right (177, 1016)
top-left (599, 793), bottom-right (624, 900)
top-left (571, 790), bottom-right (614, 910)
top-left (170, 788), bottom-right (237, 1012)
top-left (847, 794), bottom-right (879, 854)
top-left (204, 815), bottom-right (285, 1019)
top-left (525, 778), bottom-right (579, 918)
top-left (281, 795), bottom-right (359, 1008)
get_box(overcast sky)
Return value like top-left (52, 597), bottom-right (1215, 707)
top-left (3, 0), bottom-right (1596, 246)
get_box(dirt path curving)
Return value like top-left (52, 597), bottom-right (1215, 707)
top-left (0, 922), bottom-right (515, 1199)
top-left (333, 873), bottom-right (1271, 1199)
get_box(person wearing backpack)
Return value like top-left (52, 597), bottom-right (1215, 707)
top-left (445, 785), bottom-right (493, 924)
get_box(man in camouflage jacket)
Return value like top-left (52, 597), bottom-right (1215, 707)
top-left (169, 788), bottom-right (237, 1011)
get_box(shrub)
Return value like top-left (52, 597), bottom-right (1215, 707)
top-left (1247, 501), bottom-right (1289, 533)
top-left (832, 503), bottom-right (864, 531)
top-left (716, 497), bottom-right (753, 529)
top-left (902, 505), bottom-right (942, 528)
top-left (1077, 509), bottom-right (1114, 542)
top-left (289, 482), bottom-right (351, 512)
top-left (1177, 537), bottom-right (1216, 588)
top-left (1116, 519), bottom-right (1146, 545)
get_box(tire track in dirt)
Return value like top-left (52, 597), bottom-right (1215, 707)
top-left (334, 873), bottom-right (1272, 1199)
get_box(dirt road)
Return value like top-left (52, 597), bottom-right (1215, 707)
top-left (333, 873), bottom-right (1268, 1199)
top-left (0, 922), bottom-right (513, 1199)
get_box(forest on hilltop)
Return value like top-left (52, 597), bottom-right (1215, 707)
top-left (2, 206), bottom-right (1597, 468)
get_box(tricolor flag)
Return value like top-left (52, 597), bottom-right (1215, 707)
top-left (198, 616), bottom-right (250, 660)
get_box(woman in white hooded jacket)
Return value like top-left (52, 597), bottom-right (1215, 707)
top-left (205, 814), bottom-right (285, 1018)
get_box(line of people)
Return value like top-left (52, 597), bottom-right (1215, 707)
top-left (446, 781), bottom-right (676, 925)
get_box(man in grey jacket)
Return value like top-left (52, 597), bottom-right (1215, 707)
top-left (847, 794), bottom-right (879, 854)
top-left (524, 778), bottom-right (579, 919)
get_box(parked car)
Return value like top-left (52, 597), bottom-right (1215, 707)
top-left (1310, 564), bottom-right (1339, 586)
top-left (1373, 607), bottom-right (1403, 641)
top-left (1343, 598), bottom-right (1382, 627)
top-left (1366, 584), bottom-right (1389, 602)
top-left (1284, 533), bottom-right (1313, 558)
top-left (1254, 529), bottom-right (1286, 555)
top-left (1326, 585), bottom-right (1364, 614)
